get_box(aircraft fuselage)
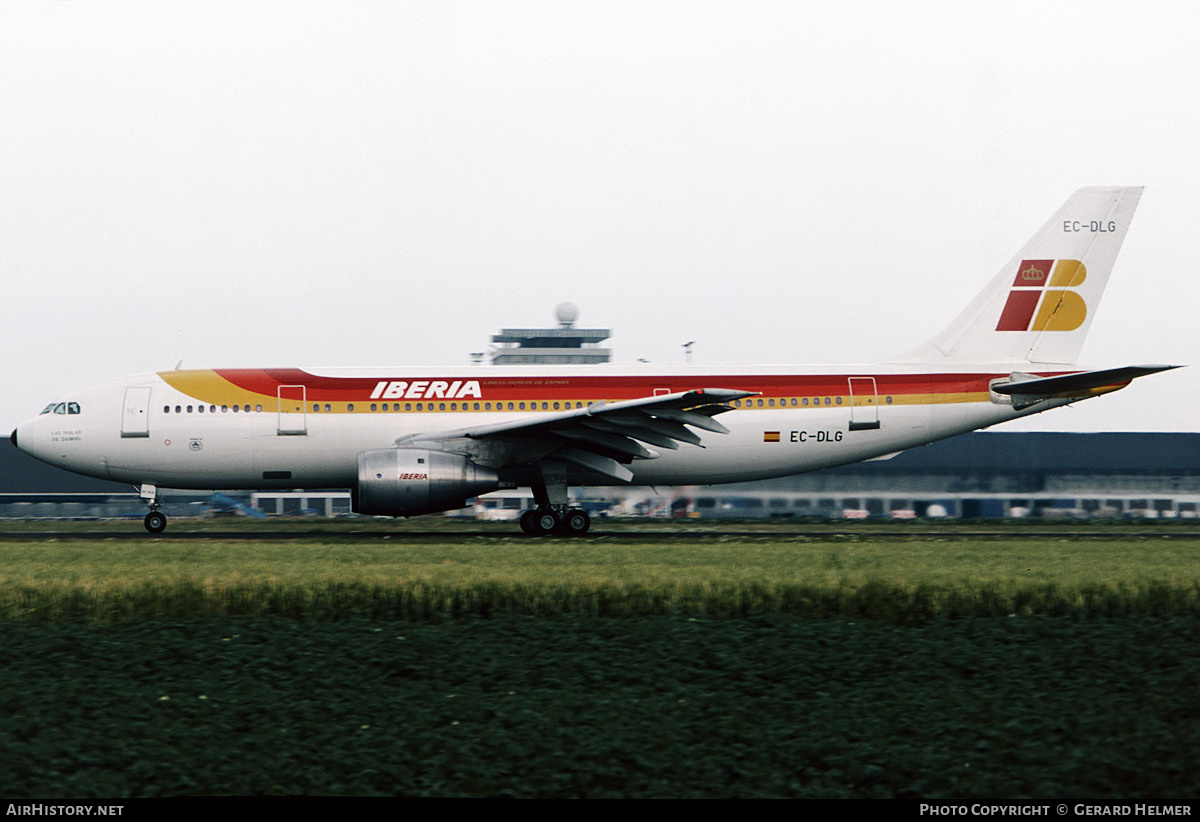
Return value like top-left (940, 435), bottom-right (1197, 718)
top-left (14, 363), bottom-right (1088, 492)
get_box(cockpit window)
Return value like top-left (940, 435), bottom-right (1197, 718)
top-left (40, 401), bottom-right (81, 415)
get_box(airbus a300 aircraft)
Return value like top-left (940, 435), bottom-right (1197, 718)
top-left (11, 187), bottom-right (1177, 534)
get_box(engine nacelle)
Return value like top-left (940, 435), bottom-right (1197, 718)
top-left (354, 448), bottom-right (500, 517)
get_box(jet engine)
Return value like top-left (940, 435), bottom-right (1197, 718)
top-left (354, 448), bottom-right (500, 517)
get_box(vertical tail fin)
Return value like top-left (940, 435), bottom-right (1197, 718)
top-left (895, 186), bottom-right (1143, 365)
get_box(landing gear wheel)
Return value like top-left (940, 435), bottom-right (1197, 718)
top-left (536, 510), bottom-right (560, 535)
top-left (562, 508), bottom-right (591, 535)
top-left (520, 509), bottom-right (563, 536)
top-left (520, 510), bottom-right (540, 535)
top-left (144, 511), bottom-right (167, 534)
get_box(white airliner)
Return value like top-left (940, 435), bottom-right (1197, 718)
top-left (11, 187), bottom-right (1177, 534)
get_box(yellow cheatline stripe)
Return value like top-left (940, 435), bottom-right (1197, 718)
top-left (887, 392), bottom-right (991, 406)
top-left (159, 371), bottom-right (270, 408)
top-left (731, 392), bottom-right (989, 409)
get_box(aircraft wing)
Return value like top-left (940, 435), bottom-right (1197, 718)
top-left (394, 388), bottom-right (756, 482)
top-left (993, 365), bottom-right (1180, 400)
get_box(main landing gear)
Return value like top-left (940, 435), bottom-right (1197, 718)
top-left (520, 507), bottom-right (591, 536)
top-left (139, 484), bottom-right (168, 534)
top-left (520, 460), bottom-right (592, 536)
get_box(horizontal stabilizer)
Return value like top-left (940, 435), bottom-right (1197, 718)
top-left (993, 365), bottom-right (1180, 399)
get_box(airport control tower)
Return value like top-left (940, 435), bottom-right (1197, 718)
top-left (487, 303), bottom-right (612, 365)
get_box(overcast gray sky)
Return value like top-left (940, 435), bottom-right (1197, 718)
top-left (2, 1), bottom-right (1196, 433)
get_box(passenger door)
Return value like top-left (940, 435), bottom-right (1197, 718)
top-left (277, 385), bottom-right (307, 436)
top-left (120, 387), bottom-right (151, 438)
top-left (847, 377), bottom-right (881, 431)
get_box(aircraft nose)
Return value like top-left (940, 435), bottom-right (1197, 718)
top-left (9, 428), bottom-right (14, 448)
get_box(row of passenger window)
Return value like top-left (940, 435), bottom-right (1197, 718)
top-left (358, 400), bottom-right (592, 413)
top-left (731, 396), bottom-right (894, 408)
top-left (158, 397), bottom-right (893, 415)
top-left (160, 401), bottom-right (594, 415)
top-left (164, 404), bottom-right (258, 414)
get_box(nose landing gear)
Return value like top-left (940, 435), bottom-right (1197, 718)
top-left (139, 484), bottom-right (167, 534)
top-left (144, 510), bottom-right (167, 533)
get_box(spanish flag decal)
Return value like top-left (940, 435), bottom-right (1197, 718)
top-left (763, 431), bottom-right (781, 443)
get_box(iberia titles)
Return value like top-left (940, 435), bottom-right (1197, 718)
top-left (368, 380), bottom-right (483, 400)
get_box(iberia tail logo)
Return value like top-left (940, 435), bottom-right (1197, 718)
top-left (995, 259), bottom-right (1088, 331)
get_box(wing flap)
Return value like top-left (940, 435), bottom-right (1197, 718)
top-left (578, 417), bottom-right (682, 450)
top-left (553, 427), bottom-right (660, 460)
top-left (647, 407), bottom-right (731, 434)
top-left (556, 447), bottom-right (635, 483)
